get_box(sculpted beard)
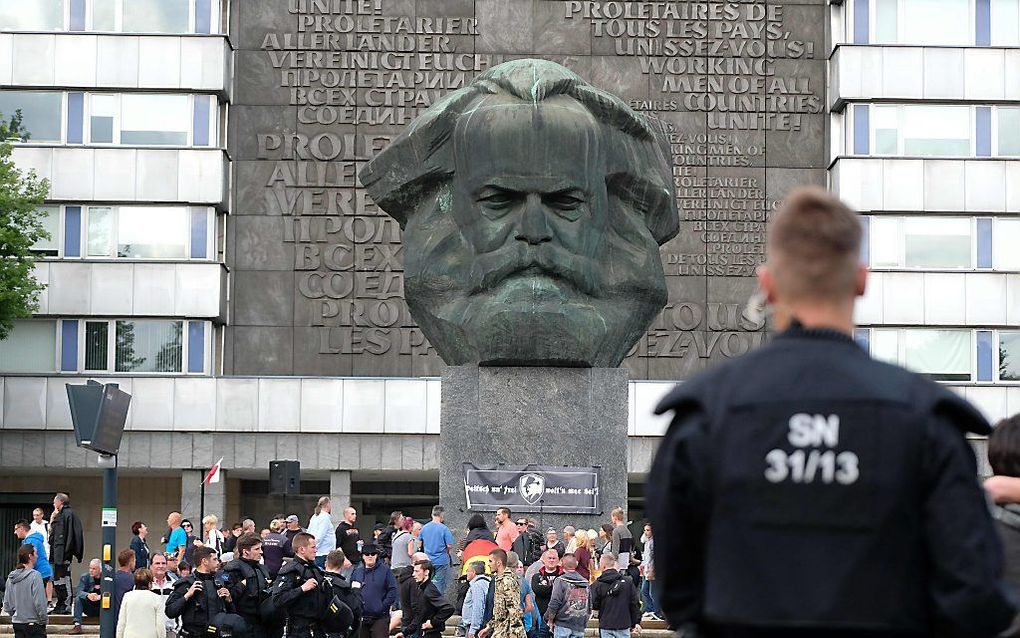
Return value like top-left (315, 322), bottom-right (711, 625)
top-left (466, 241), bottom-right (601, 298)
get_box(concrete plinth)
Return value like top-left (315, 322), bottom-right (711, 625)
top-left (439, 366), bottom-right (629, 537)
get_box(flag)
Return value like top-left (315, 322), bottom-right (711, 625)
top-left (204, 457), bottom-right (224, 485)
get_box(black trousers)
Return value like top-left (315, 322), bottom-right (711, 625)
top-left (12, 624), bottom-right (46, 638)
top-left (360, 616), bottom-right (390, 638)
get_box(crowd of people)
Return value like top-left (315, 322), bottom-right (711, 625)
top-left (3, 496), bottom-right (656, 638)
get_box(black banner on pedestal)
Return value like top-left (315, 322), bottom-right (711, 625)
top-left (463, 464), bottom-right (600, 514)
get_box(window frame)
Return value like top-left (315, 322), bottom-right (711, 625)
top-left (992, 105), bottom-right (1020, 157)
top-left (990, 0), bottom-right (1020, 44)
top-left (76, 318), bottom-right (208, 375)
top-left (869, 328), bottom-right (976, 381)
top-left (868, 215), bottom-right (978, 270)
top-left (83, 205), bottom-right (199, 260)
top-left (0, 90), bottom-right (67, 145)
top-left (30, 205), bottom-right (64, 258)
top-left (0, 0), bottom-right (69, 31)
top-left (868, 0), bottom-right (977, 44)
top-left (0, 319), bottom-right (60, 374)
top-left (868, 104), bottom-right (975, 157)
top-left (998, 330), bottom-right (1020, 383)
top-left (88, 0), bottom-right (219, 34)
top-left (85, 93), bottom-right (196, 147)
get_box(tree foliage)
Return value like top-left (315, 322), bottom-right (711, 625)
top-left (0, 110), bottom-right (50, 341)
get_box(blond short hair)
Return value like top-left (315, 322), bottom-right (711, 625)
top-left (767, 187), bottom-right (862, 302)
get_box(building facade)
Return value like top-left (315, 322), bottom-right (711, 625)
top-left (0, 0), bottom-right (1016, 566)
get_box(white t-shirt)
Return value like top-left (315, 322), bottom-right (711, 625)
top-left (29, 520), bottom-right (49, 559)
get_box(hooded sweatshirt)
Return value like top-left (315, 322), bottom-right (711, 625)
top-left (3, 567), bottom-right (47, 625)
top-left (545, 570), bottom-right (590, 631)
top-left (22, 532), bottom-right (52, 579)
top-left (589, 569), bottom-right (640, 631)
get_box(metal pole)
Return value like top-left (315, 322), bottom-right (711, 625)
top-left (200, 479), bottom-right (206, 529)
top-left (99, 456), bottom-right (117, 638)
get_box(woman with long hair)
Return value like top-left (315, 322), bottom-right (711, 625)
top-left (573, 529), bottom-right (593, 581)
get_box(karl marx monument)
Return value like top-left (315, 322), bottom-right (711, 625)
top-left (361, 59), bottom-right (679, 529)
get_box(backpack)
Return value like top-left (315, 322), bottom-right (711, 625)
top-left (319, 575), bottom-right (363, 636)
top-left (233, 560), bottom-right (281, 625)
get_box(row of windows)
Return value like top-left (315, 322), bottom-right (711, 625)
top-left (0, 319), bottom-right (208, 374)
top-left (860, 216), bottom-right (1020, 270)
top-left (849, 104), bottom-right (1020, 158)
top-left (855, 328), bottom-right (1020, 382)
top-left (0, 91), bottom-right (219, 147)
top-left (31, 205), bottom-right (215, 260)
top-left (0, 0), bottom-right (220, 34)
top-left (851, 0), bottom-right (1020, 45)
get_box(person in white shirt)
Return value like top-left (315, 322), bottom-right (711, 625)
top-left (308, 495), bottom-right (337, 568)
top-left (116, 569), bottom-right (166, 638)
top-left (29, 508), bottom-right (52, 606)
top-left (150, 554), bottom-right (178, 638)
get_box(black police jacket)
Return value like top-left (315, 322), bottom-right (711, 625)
top-left (165, 571), bottom-right (233, 633)
top-left (272, 557), bottom-right (328, 626)
top-left (648, 323), bottom-right (1017, 637)
top-left (222, 558), bottom-right (271, 619)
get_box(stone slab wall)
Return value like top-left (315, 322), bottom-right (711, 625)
top-left (227, 0), bottom-right (828, 379)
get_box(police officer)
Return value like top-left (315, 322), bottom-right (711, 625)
top-left (165, 545), bottom-right (250, 637)
top-left (222, 532), bottom-right (279, 638)
top-left (322, 549), bottom-right (363, 638)
top-left (273, 531), bottom-right (328, 637)
top-left (648, 187), bottom-right (1017, 638)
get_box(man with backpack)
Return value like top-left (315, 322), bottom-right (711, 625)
top-left (462, 561), bottom-right (491, 638)
top-left (323, 549), bottom-right (363, 638)
top-left (273, 532), bottom-right (329, 638)
top-left (544, 555), bottom-right (590, 638)
top-left (589, 554), bottom-right (641, 638)
top-left (222, 533), bottom-right (279, 638)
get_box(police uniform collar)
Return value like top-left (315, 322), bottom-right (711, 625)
top-left (778, 319), bottom-right (857, 345)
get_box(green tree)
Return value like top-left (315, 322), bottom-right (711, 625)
top-left (0, 110), bottom-right (50, 341)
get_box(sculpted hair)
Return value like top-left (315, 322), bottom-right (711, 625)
top-left (292, 532), bottom-right (315, 553)
top-left (990, 414), bottom-right (1020, 477)
top-left (118, 549), bottom-right (135, 568)
top-left (131, 521), bottom-right (145, 535)
top-left (415, 559), bottom-right (434, 577)
top-left (611, 507), bottom-right (625, 522)
top-left (236, 532), bottom-right (262, 556)
top-left (360, 59), bottom-right (678, 245)
top-left (315, 496), bottom-right (330, 516)
top-left (767, 187), bottom-right (862, 302)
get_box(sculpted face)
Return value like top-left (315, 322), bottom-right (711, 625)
top-left (360, 59), bottom-right (678, 367)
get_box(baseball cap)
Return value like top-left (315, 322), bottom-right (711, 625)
top-left (362, 542), bottom-right (380, 555)
top-left (286, 514), bottom-right (299, 524)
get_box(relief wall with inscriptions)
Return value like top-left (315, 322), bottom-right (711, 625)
top-left (226, 0), bottom-right (827, 379)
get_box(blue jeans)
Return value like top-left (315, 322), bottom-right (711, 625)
top-left (553, 626), bottom-right (584, 638)
top-left (431, 564), bottom-right (449, 594)
top-left (640, 578), bottom-right (657, 615)
top-left (601, 630), bottom-right (631, 638)
top-left (73, 597), bottom-right (99, 625)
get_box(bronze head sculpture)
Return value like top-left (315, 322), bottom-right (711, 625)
top-left (360, 59), bottom-right (679, 367)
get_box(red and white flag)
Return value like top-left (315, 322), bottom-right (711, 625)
top-left (204, 457), bottom-right (224, 485)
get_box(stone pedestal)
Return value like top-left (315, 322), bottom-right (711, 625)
top-left (439, 366), bottom-right (629, 537)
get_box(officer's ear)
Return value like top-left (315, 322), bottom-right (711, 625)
top-left (756, 264), bottom-right (776, 305)
top-left (854, 264), bottom-right (868, 298)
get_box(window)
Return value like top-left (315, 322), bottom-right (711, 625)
top-left (31, 206), bottom-right (60, 257)
top-left (870, 329), bottom-right (973, 381)
top-left (869, 217), bottom-right (973, 269)
top-left (0, 92), bottom-right (63, 142)
top-left (88, 94), bottom-right (194, 146)
top-left (992, 0), bottom-right (1020, 44)
top-left (872, 0), bottom-right (972, 44)
top-left (994, 219), bottom-right (1020, 270)
top-left (0, 0), bottom-right (64, 30)
top-left (122, 0), bottom-right (189, 33)
top-left (86, 206), bottom-right (194, 259)
top-left (0, 321), bottom-right (57, 373)
top-left (84, 321), bottom-right (108, 371)
top-left (1001, 332), bottom-right (1020, 381)
top-left (997, 108), bottom-right (1020, 156)
top-left (115, 320), bottom-right (182, 373)
top-left (871, 105), bottom-right (971, 156)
